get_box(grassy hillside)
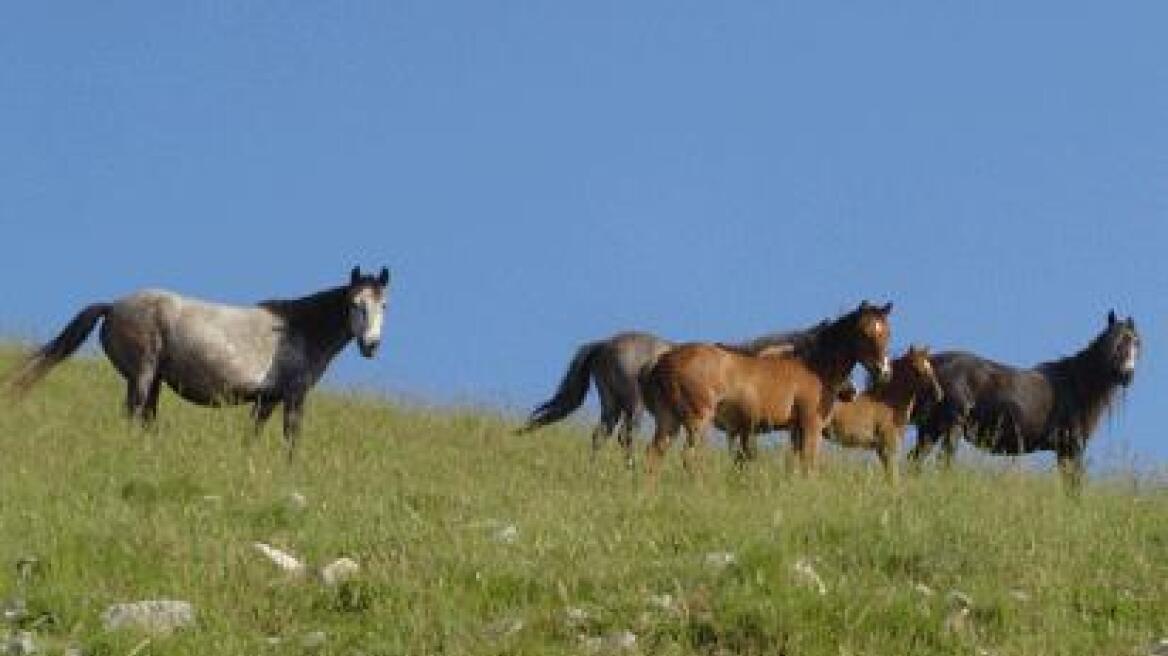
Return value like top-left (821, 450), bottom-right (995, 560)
top-left (0, 350), bottom-right (1165, 655)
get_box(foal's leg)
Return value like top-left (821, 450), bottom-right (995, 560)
top-left (877, 429), bottom-right (899, 486)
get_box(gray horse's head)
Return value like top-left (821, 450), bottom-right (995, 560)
top-left (347, 266), bottom-right (391, 358)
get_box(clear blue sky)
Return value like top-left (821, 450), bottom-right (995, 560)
top-left (2, 3), bottom-right (1164, 465)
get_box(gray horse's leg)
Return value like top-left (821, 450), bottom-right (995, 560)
top-left (591, 380), bottom-right (618, 458)
top-left (251, 397), bottom-right (278, 439)
top-left (123, 358), bottom-right (162, 426)
top-left (142, 374), bottom-right (164, 426)
top-left (619, 407), bottom-right (640, 469)
top-left (282, 393), bottom-right (306, 458)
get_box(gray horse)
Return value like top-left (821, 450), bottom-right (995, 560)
top-left (520, 324), bottom-right (843, 465)
top-left (7, 267), bottom-right (390, 455)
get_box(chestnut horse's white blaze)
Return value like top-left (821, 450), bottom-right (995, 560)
top-left (6, 266), bottom-right (392, 457)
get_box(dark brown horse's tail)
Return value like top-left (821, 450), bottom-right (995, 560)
top-left (5, 303), bottom-right (111, 395)
top-left (519, 341), bottom-right (603, 432)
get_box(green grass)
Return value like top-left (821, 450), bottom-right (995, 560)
top-left (0, 349), bottom-right (1165, 655)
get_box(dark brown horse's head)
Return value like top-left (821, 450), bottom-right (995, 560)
top-left (852, 301), bottom-right (894, 384)
top-left (347, 266), bottom-right (391, 358)
top-left (1098, 310), bottom-right (1140, 387)
top-left (898, 344), bottom-right (943, 403)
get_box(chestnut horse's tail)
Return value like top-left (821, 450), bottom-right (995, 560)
top-left (519, 340), bottom-right (604, 432)
top-left (5, 303), bottom-right (111, 395)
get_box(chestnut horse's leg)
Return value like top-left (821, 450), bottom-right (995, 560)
top-left (795, 398), bottom-right (826, 474)
top-left (645, 410), bottom-right (678, 477)
top-left (680, 416), bottom-right (711, 475)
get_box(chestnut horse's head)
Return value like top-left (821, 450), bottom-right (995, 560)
top-left (851, 301), bottom-right (894, 384)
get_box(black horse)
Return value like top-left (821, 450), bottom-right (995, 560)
top-left (908, 311), bottom-right (1139, 487)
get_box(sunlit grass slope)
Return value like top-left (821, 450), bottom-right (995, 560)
top-left (0, 350), bottom-right (1164, 655)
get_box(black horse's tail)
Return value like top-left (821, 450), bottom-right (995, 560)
top-left (6, 303), bottom-right (111, 395)
top-left (519, 341), bottom-right (604, 432)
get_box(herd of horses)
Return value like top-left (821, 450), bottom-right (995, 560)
top-left (3, 267), bottom-right (1142, 488)
top-left (522, 302), bottom-right (1140, 488)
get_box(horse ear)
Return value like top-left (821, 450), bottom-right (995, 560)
top-left (859, 300), bottom-right (871, 310)
top-left (881, 302), bottom-right (893, 315)
top-left (1107, 309), bottom-right (1117, 326)
top-left (378, 267), bottom-right (390, 286)
top-left (350, 266), bottom-right (361, 285)
top-left (1127, 317), bottom-right (1136, 330)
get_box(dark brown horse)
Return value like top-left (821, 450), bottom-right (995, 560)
top-left (822, 345), bottom-right (942, 484)
top-left (642, 302), bottom-right (893, 475)
top-left (6, 267), bottom-right (391, 456)
top-left (908, 311), bottom-right (1139, 488)
top-left (520, 327), bottom-right (853, 466)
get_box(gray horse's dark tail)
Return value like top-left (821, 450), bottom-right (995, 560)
top-left (520, 341), bottom-right (603, 432)
top-left (6, 303), bottom-right (111, 395)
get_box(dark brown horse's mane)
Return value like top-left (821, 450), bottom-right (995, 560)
top-left (789, 308), bottom-right (867, 368)
top-left (1036, 328), bottom-right (1128, 446)
top-left (719, 320), bottom-right (830, 357)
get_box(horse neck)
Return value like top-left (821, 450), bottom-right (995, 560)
top-left (797, 320), bottom-right (856, 390)
top-left (262, 286), bottom-right (352, 362)
top-left (868, 368), bottom-right (918, 426)
top-left (1042, 348), bottom-right (1119, 439)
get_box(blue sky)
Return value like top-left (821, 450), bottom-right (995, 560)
top-left (2, 3), bottom-right (1164, 465)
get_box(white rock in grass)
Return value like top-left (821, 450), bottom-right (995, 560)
top-left (2, 598), bottom-right (27, 623)
top-left (608, 630), bottom-right (637, 651)
top-left (253, 543), bottom-right (306, 576)
top-left (580, 631), bottom-right (637, 653)
top-left (492, 524), bottom-right (519, 544)
top-left (792, 559), bottom-right (827, 596)
top-left (101, 600), bottom-right (195, 634)
top-left (3, 631), bottom-right (37, 655)
top-left (563, 607), bottom-right (590, 625)
top-left (301, 631), bottom-right (327, 649)
top-left (319, 558), bottom-right (360, 586)
top-left (483, 617), bottom-right (524, 640)
top-left (912, 582), bottom-right (935, 597)
top-left (704, 552), bottom-right (736, 569)
top-left (647, 593), bottom-right (678, 613)
top-left (286, 492), bottom-right (308, 510)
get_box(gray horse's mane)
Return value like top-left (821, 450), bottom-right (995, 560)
top-left (720, 319), bottom-right (831, 356)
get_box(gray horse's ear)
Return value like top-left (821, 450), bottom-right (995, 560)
top-left (1107, 309), bottom-right (1117, 326)
top-left (351, 266), bottom-right (362, 285)
top-left (1127, 317), bottom-right (1136, 330)
top-left (378, 267), bottom-right (390, 286)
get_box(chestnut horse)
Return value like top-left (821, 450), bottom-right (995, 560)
top-left (642, 302), bottom-right (893, 475)
top-left (519, 327), bottom-right (853, 467)
top-left (822, 345), bottom-right (942, 484)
